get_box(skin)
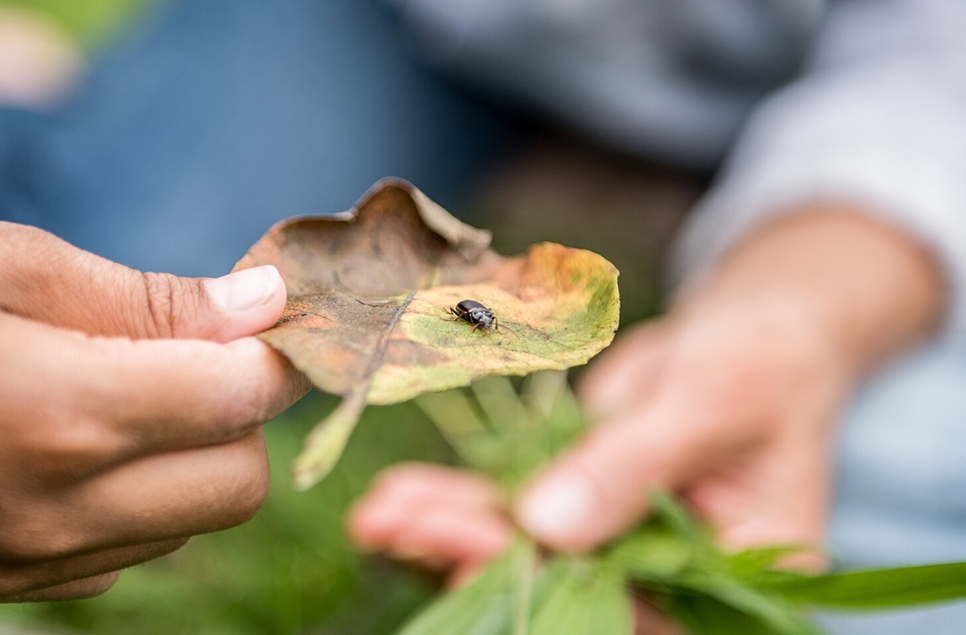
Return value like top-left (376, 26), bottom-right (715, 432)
top-left (0, 6), bottom-right (84, 108)
top-left (349, 206), bottom-right (944, 632)
top-left (0, 222), bottom-right (309, 602)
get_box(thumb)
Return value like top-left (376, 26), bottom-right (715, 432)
top-left (0, 222), bottom-right (285, 342)
top-left (513, 400), bottom-right (715, 553)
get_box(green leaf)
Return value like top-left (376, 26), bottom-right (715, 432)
top-left (758, 561), bottom-right (966, 609)
top-left (530, 559), bottom-right (633, 635)
top-left (690, 581), bottom-right (818, 635)
top-left (663, 592), bottom-right (800, 635)
top-left (649, 490), bottom-right (711, 546)
top-left (395, 539), bottom-right (538, 635)
top-left (291, 391), bottom-right (367, 490)
top-left (605, 529), bottom-right (693, 581)
top-left (618, 492), bottom-right (818, 635)
top-left (727, 547), bottom-right (811, 582)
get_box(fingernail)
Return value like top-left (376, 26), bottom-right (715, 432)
top-left (205, 266), bottom-right (282, 311)
top-left (517, 474), bottom-right (595, 546)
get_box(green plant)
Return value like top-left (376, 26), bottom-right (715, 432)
top-left (399, 373), bottom-right (966, 635)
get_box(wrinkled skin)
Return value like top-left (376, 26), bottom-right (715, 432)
top-left (0, 222), bottom-right (309, 602)
top-left (350, 208), bottom-right (943, 633)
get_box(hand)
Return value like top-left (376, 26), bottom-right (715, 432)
top-left (349, 462), bottom-right (686, 635)
top-left (517, 300), bottom-right (847, 557)
top-left (0, 222), bottom-right (309, 602)
top-left (349, 209), bottom-right (942, 633)
top-left (512, 207), bottom-right (938, 553)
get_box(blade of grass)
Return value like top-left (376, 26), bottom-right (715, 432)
top-left (522, 371), bottom-right (586, 458)
top-left (511, 539), bottom-right (538, 635)
top-left (521, 371), bottom-right (568, 421)
top-left (727, 547), bottom-right (812, 581)
top-left (662, 592), bottom-right (795, 635)
top-left (471, 377), bottom-right (532, 432)
top-left (757, 561), bottom-right (966, 609)
top-left (693, 580), bottom-right (819, 635)
top-left (414, 390), bottom-right (492, 466)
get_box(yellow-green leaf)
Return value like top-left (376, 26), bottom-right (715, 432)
top-left (235, 179), bottom-right (620, 488)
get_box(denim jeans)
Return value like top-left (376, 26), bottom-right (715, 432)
top-left (0, 0), bottom-right (513, 277)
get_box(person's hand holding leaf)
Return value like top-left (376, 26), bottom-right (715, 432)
top-left (0, 222), bottom-right (308, 602)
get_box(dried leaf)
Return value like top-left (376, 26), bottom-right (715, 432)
top-left (235, 179), bottom-right (620, 488)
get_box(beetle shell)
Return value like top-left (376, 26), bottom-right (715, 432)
top-left (450, 299), bottom-right (497, 332)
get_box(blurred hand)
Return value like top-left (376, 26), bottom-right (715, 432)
top-left (350, 463), bottom-right (513, 585)
top-left (514, 209), bottom-right (939, 635)
top-left (349, 209), bottom-right (941, 633)
top-left (517, 301), bottom-right (846, 557)
top-left (0, 222), bottom-right (309, 602)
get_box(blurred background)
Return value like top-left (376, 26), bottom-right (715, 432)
top-left (0, 1), bottom-right (696, 632)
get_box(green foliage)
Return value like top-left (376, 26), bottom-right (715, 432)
top-left (401, 374), bottom-right (966, 635)
top-left (394, 539), bottom-right (536, 635)
top-left (0, 0), bottom-right (152, 49)
top-left (529, 560), bottom-right (632, 635)
top-left (415, 371), bottom-right (585, 493)
top-left (394, 539), bottom-right (632, 635)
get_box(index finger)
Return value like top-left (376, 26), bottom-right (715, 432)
top-left (3, 312), bottom-right (309, 472)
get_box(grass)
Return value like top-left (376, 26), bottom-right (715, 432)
top-left (0, 0), bottom-right (152, 49)
top-left (0, 392), bottom-right (457, 634)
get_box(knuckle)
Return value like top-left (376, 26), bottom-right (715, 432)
top-left (216, 438), bottom-right (271, 528)
top-left (0, 510), bottom-right (80, 562)
top-left (217, 364), bottom-right (307, 443)
top-left (140, 272), bottom-right (198, 338)
top-left (19, 414), bottom-right (118, 484)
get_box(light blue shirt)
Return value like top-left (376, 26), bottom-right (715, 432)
top-left (390, 0), bottom-right (966, 345)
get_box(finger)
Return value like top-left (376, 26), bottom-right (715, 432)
top-left (362, 464), bottom-right (500, 513)
top-left (0, 538), bottom-right (187, 600)
top-left (577, 321), bottom-right (673, 420)
top-left (3, 431), bottom-right (268, 561)
top-left (686, 426), bottom-right (831, 570)
top-left (349, 464), bottom-right (501, 549)
top-left (382, 506), bottom-right (513, 570)
top-left (0, 221), bottom-right (285, 342)
top-left (514, 399), bottom-right (727, 552)
top-left (1, 573), bottom-right (121, 604)
top-left (2, 312), bottom-right (308, 469)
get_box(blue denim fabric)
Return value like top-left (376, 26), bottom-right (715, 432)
top-left (818, 345), bottom-right (966, 634)
top-left (0, 0), bottom-right (513, 277)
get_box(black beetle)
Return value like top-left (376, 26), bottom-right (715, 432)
top-left (450, 299), bottom-right (498, 333)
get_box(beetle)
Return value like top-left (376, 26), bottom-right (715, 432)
top-left (450, 299), bottom-right (498, 333)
